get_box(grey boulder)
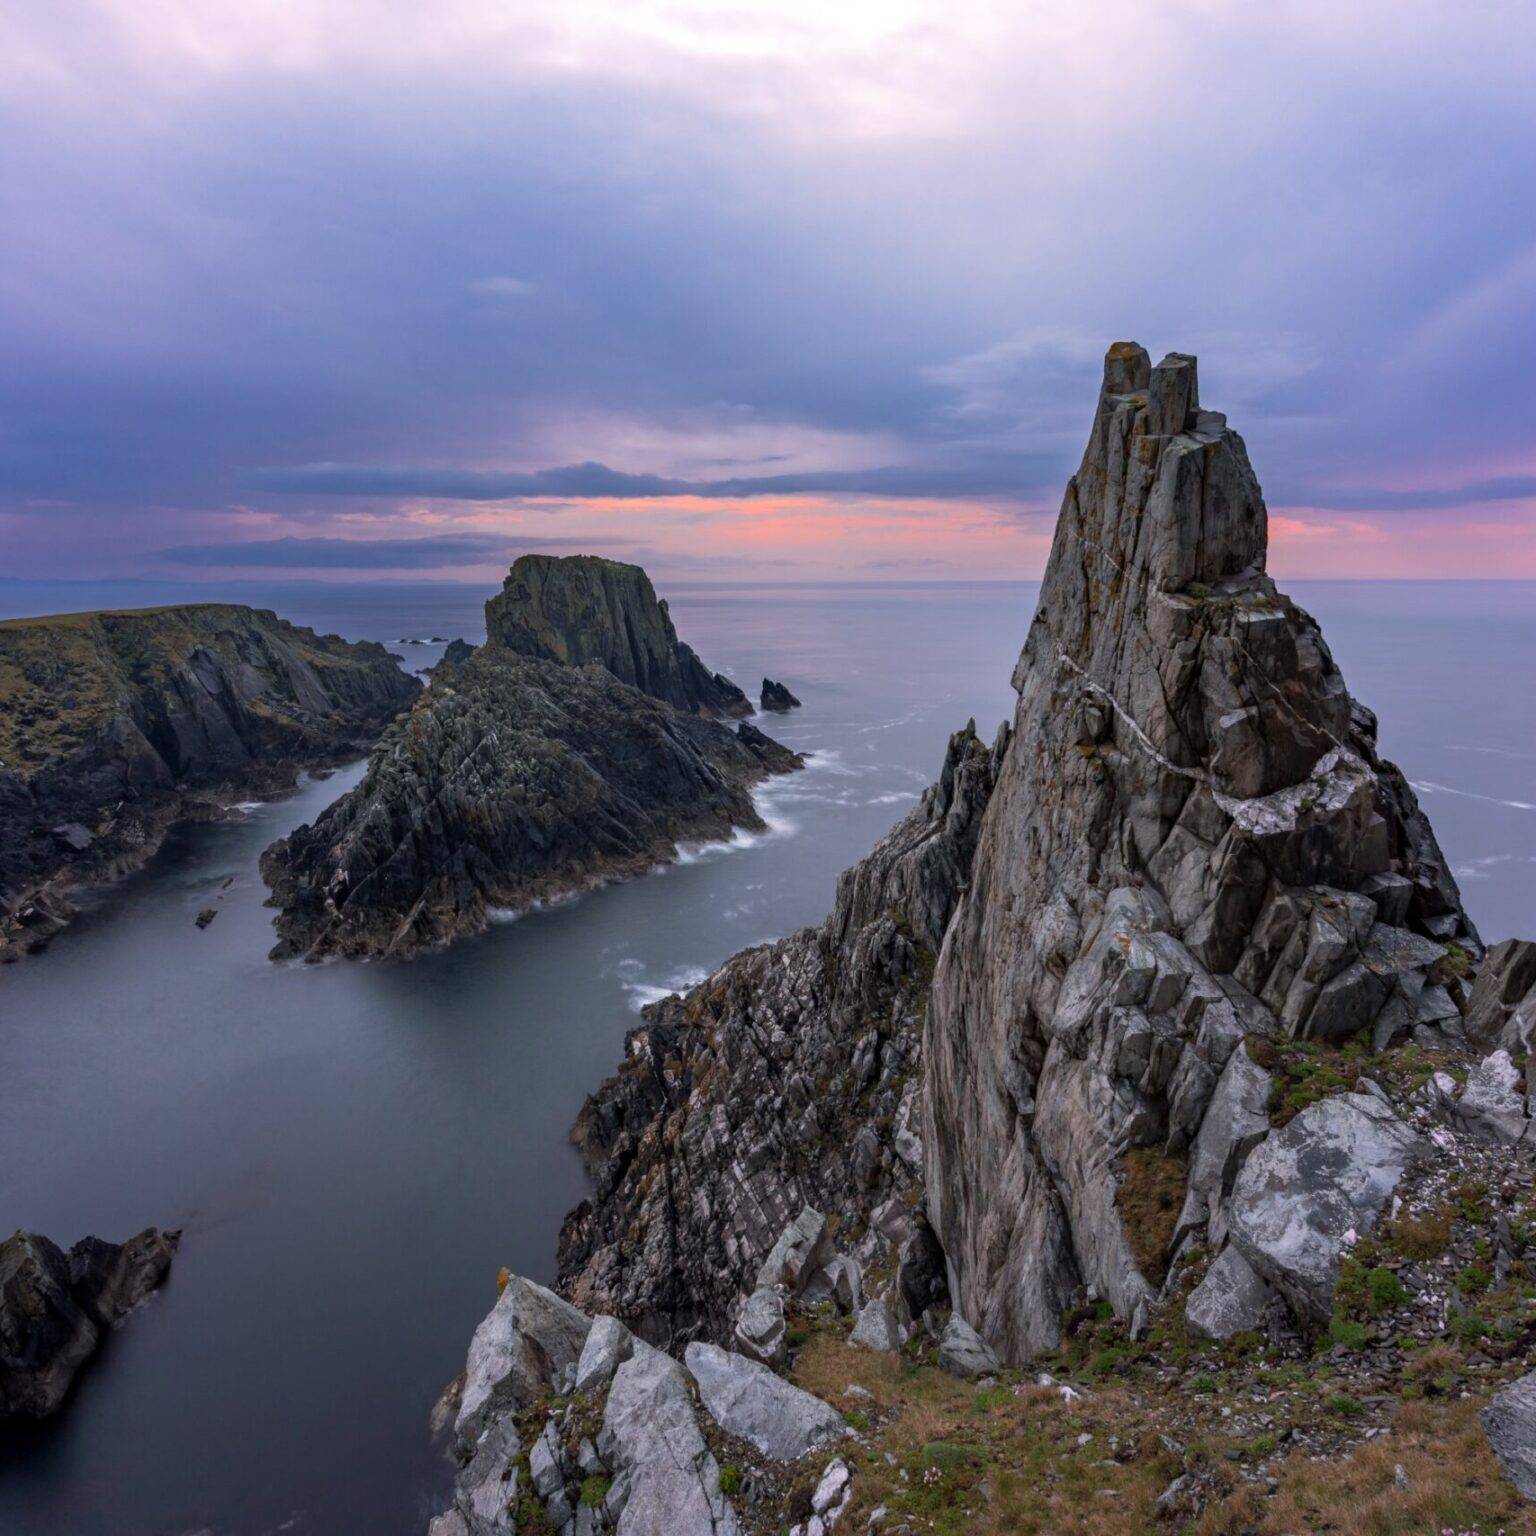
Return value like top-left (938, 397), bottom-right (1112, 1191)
top-left (848, 1297), bottom-right (903, 1353)
top-left (574, 1313), bottom-right (637, 1393)
top-left (600, 1343), bottom-right (741, 1535)
top-left (733, 1287), bottom-right (787, 1367)
top-left (455, 1274), bottom-right (593, 1443)
top-left (938, 1314), bottom-right (1002, 1379)
top-left (1227, 1092), bottom-right (1423, 1323)
top-left (1484, 1369), bottom-right (1536, 1501)
top-left (756, 1208), bottom-right (835, 1296)
top-left (1185, 1245), bottom-right (1275, 1341)
top-left (684, 1341), bottom-right (847, 1461)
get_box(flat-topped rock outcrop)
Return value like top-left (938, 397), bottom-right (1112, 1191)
top-left (486, 555), bottom-right (752, 716)
top-left (0, 604), bottom-right (418, 961)
top-left (262, 557), bottom-right (800, 960)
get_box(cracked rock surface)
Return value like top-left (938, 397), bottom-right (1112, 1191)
top-left (262, 557), bottom-right (800, 960)
top-left (925, 342), bottom-right (1480, 1364)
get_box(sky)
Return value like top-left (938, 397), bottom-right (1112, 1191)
top-left (2, 0), bottom-right (1535, 586)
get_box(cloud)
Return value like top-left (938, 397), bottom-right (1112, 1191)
top-left (1283, 475), bottom-right (1536, 513)
top-left (154, 533), bottom-right (628, 569)
top-left (467, 275), bottom-right (537, 298)
top-left (245, 457), bottom-right (1049, 502)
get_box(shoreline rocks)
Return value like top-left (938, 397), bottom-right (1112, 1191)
top-left (0, 604), bottom-right (418, 962)
top-left (760, 679), bottom-right (800, 712)
top-left (262, 557), bottom-right (800, 961)
top-left (1, 1227), bottom-right (179, 1419)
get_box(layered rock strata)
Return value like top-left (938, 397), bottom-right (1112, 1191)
top-left (262, 558), bottom-right (799, 961)
top-left (0, 1227), bottom-right (179, 1418)
top-left (0, 604), bottom-right (418, 961)
top-left (924, 343), bottom-right (1481, 1361)
top-left (485, 555), bottom-right (751, 717)
top-left (557, 720), bottom-right (1003, 1345)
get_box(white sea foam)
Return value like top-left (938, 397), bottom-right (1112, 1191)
top-left (1411, 780), bottom-right (1536, 812)
top-left (614, 959), bottom-right (710, 1011)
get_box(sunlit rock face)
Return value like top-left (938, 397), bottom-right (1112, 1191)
top-left (924, 343), bottom-right (1478, 1364)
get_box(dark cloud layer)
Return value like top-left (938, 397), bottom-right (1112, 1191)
top-left (156, 533), bottom-right (628, 569)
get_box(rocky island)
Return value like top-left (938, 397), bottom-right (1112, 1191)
top-left (0, 604), bottom-right (419, 963)
top-left (431, 347), bottom-right (1536, 1535)
top-left (261, 556), bottom-right (801, 961)
top-left (1, 1226), bottom-right (179, 1419)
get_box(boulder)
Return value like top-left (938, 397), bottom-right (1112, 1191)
top-left (0, 1226), bottom-right (178, 1419)
top-left (1175, 1043), bottom-right (1271, 1249)
top-left (760, 678), bottom-right (802, 712)
top-left (684, 1341), bottom-right (847, 1461)
top-left (848, 1297), bottom-right (903, 1353)
top-left (438, 1415), bottom-right (521, 1536)
top-left (455, 1274), bottom-right (592, 1444)
top-left (600, 1343), bottom-right (742, 1535)
top-left (1227, 1093), bottom-right (1423, 1323)
top-left (733, 1288), bottom-right (787, 1368)
top-left (574, 1313), bottom-right (637, 1393)
top-left (756, 1208), bottom-right (835, 1296)
top-left (1466, 939), bottom-right (1536, 1055)
top-left (1483, 1368), bottom-right (1536, 1501)
top-left (1185, 1245), bottom-right (1275, 1341)
top-left (938, 1315), bottom-right (1002, 1379)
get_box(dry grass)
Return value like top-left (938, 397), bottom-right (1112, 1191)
top-left (1119, 1148), bottom-right (1188, 1284)
top-left (790, 1329), bottom-right (1172, 1535)
top-left (1194, 1398), bottom-right (1529, 1536)
top-left (1389, 1202), bottom-right (1457, 1260)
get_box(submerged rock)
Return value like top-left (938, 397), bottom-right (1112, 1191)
top-left (924, 342), bottom-right (1477, 1363)
top-left (760, 678), bottom-right (801, 712)
top-left (0, 1227), bottom-right (179, 1418)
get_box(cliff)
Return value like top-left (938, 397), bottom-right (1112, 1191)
top-left (0, 604), bottom-right (418, 962)
top-left (556, 720), bottom-right (1003, 1346)
top-left (261, 559), bottom-right (798, 961)
top-left (485, 555), bottom-right (752, 716)
top-left (924, 344), bottom-right (1481, 1359)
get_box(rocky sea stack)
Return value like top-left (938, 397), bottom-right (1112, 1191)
top-left (523, 346), bottom-right (1536, 1530)
top-left (261, 555), bottom-right (801, 961)
top-left (1, 1227), bottom-right (179, 1419)
top-left (0, 605), bottom-right (418, 962)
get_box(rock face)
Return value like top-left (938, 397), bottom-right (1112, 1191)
top-left (557, 720), bottom-right (1003, 1345)
top-left (1, 1227), bottom-right (179, 1418)
top-left (1467, 939), bottom-right (1536, 1056)
top-left (0, 605), bottom-right (418, 961)
top-left (262, 559), bottom-right (802, 960)
top-left (684, 1341), bottom-right (847, 1461)
top-left (1483, 1369), bottom-right (1536, 1502)
top-left (760, 678), bottom-right (801, 712)
top-left (485, 555), bottom-right (751, 717)
top-left (923, 343), bottom-right (1479, 1362)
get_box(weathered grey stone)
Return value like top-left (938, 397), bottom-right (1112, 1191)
top-left (823, 1256), bottom-right (863, 1315)
top-left (684, 1341), bottom-right (847, 1461)
top-left (756, 1208), bottom-right (835, 1296)
top-left (1176, 1043), bottom-right (1271, 1249)
top-left (1467, 940), bottom-right (1536, 1056)
top-left (1227, 1093), bottom-right (1423, 1323)
top-left (574, 1313), bottom-right (636, 1394)
top-left (530, 1419), bottom-right (565, 1498)
top-left (923, 343), bottom-right (1474, 1363)
top-left (937, 1315), bottom-right (1002, 1379)
top-left (812, 1458), bottom-right (851, 1517)
top-left (848, 1297), bottom-right (903, 1353)
top-left (456, 1275), bottom-right (593, 1444)
top-left (442, 1415), bottom-right (521, 1536)
top-left (601, 1343), bottom-right (741, 1536)
top-left (1483, 1368), bottom-right (1536, 1501)
top-left (1185, 1245), bottom-right (1275, 1341)
top-left (733, 1288), bottom-right (786, 1367)
top-left (1432, 1050), bottom-right (1532, 1146)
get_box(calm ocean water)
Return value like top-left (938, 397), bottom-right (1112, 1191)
top-left (0, 579), bottom-right (1531, 1534)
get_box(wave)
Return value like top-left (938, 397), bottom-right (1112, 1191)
top-left (1410, 780), bottom-right (1536, 812)
top-left (614, 959), bottom-right (710, 1011)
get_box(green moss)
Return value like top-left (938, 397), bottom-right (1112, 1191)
top-left (718, 1464), bottom-right (741, 1496)
top-left (579, 1475), bottom-right (611, 1508)
top-left (1326, 1392), bottom-right (1364, 1416)
top-left (921, 1440), bottom-right (971, 1470)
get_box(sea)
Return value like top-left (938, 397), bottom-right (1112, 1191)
top-left (0, 578), bottom-right (1531, 1534)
